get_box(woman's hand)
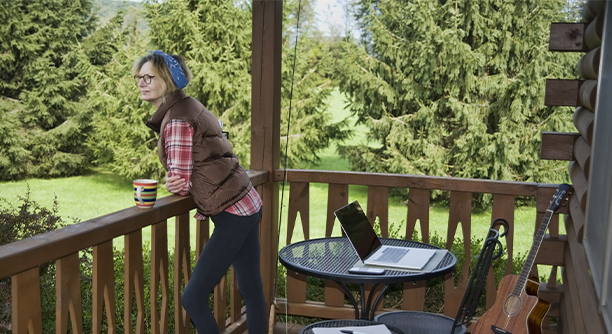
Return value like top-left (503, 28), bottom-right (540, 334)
top-left (166, 174), bottom-right (187, 194)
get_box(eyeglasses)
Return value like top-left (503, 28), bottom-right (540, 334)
top-left (134, 74), bottom-right (155, 85)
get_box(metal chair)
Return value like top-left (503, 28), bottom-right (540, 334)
top-left (374, 218), bottom-right (509, 334)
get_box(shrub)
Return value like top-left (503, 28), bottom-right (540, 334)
top-left (0, 187), bottom-right (78, 333)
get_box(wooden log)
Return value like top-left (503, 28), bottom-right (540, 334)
top-left (567, 195), bottom-right (585, 241)
top-left (540, 131), bottom-right (579, 161)
top-left (585, 13), bottom-right (604, 50)
top-left (582, 0), bottom-right (606, 22)
top-left (545, 79), bottom-right (582, 106)
top-left (577, 46), bottom-right (601, 79)
top-left (572, 107), bottom-right (594, 145)
top-left (568, 161), bottom-right (588, 212)
top-left (578, 79), bottom-right (597, 111)
top-left (573, 136), bottom-right (591, 180)
top-left (562, 247), bottom-right (586, 333)
top-left (549, 23), bottom-right (588, 52)
top-left (565, 221), bottom-right (608, 333)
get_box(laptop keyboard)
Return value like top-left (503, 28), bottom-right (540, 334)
top-left (376, 247), bottom-right (408, 263)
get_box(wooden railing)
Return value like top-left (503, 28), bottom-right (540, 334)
top-left (0, 169), bottom-right (568, 334)
top-left (0, 170), bottom-right (268, 334)
top-left (273, 169), bottom-right (566, 334)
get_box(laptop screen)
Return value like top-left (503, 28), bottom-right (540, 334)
top-left (334, 201), bottom-right (382, 260)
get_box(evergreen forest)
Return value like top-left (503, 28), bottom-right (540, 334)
top-left (0, 0), bottom-right (584, 196)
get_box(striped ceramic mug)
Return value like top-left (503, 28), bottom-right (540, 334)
top-left (134, 179), bottom-right (157, 209)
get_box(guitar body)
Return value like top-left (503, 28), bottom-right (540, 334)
top-left (472, 275), bottom-right (550, 334)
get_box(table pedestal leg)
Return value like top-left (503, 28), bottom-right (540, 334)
top-left (333, 281), bottom-right (392, 320)
top-left (333, 280), bottom-right (360, 319)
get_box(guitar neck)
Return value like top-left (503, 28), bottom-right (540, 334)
top-left (512, 209), bottom-right (553, 296)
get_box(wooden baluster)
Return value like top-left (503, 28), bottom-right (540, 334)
top-left (406, 188), bottom-right (430, 243)
top-left (151, 221), bottom-right (169, 334)
top-left (491, 194), bottom-right (515, 308)
top-left (195, 218), bottom-right (209, 263)
top-left (93, 241), bottom-right (116, 334)
top-left (230, 267), bottom-right (242, 322)
top-left (214, 275), bottom-right (227, 331)
top-left (326, 184), bottom-right (348, 238)
top-left (56, 252), bottom-right (83, 334)
top-left (366, 186), bottom-right (388, 237)
top-left (174, 213), bottom-right (191, 334)
top-left (365, 186), bottom-right (388, 313)
top-left (325, 183), bottom-right (348, 308)
top-left (403, 188), bottom-right (430, 311)
top-left (12, 267), bottom-right (42, 334)
top-left (287, 182), bottom-right (310, 244)
top-left (445, 191), bottom-right (472, 316)
top-left (124, 231), bottom-right (145, 334)
top-left (286, 182), bottom-right (309, 309)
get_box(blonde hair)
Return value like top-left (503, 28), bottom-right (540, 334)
top-left (132, 52), bottom-right (193, 103)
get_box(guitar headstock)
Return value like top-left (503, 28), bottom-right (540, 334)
top-left (548, 183), bottom-right (573, 212)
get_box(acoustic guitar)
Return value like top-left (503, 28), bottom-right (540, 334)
top-left (471, 183), bottom-right (572, 334)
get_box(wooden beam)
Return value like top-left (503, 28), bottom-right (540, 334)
top-left (549, 23), bottom-right (588, 52)
top-left (251, 0), bottom-right (282, 314)
top-left (545, 79), bottom-right (583, 106)
top-left (540, 132), bottom-right (580, 161)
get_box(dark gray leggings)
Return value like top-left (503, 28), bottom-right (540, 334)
top-left (181, 209), bottom-right (266, 333)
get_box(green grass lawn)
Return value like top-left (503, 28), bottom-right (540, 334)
top-left (0, 88), bottom-right (545, 265)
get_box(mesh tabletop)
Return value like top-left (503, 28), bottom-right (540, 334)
top-left (299, 319), bottom-right (404, 334)
top-left (279, 237), bottom-right (456, 284)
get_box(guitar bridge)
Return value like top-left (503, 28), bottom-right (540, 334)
top-left (491, 325), bottom-right (513, 334)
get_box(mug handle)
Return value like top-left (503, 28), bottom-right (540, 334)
top-left (136, 186), bottom-right (145, 205)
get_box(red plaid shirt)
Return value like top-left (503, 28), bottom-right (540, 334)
top-left (164, 120), bottom-right (262, 220)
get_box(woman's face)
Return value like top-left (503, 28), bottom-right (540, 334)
top-left (137, 62), bottom-right (164, 108)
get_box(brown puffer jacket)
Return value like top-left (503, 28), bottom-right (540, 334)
top-left (146, 90), bottom-right (251, 217)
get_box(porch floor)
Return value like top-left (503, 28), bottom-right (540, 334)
top-left (242, 322), bottom-right (304, 334)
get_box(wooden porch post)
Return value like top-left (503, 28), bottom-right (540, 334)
top-left (251, 0), bottom-right (282, 314)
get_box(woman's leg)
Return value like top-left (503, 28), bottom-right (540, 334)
top-left (181, 210), bottom-right (263, 333)
top-left (232, 210), bottom-right (266, 333)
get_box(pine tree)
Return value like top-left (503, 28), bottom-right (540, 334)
top-left (335, 0), bottom-right (580, 201)
top-left (142, 0), bottom-right (349, 169)
top-left (0, 0), bottom-right (121, 179)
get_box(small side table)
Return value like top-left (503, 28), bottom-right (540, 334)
top-left (299, 319), bottom-right (404, 334)
top-left (279, 237), bottom-right (457, 320)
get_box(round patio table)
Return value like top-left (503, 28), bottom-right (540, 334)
top-left (279, 237), bottom-right (457, 320)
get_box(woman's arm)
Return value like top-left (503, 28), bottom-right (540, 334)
top-left (164, 119), bottom-right (194, 195)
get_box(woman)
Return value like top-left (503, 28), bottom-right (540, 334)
top-left (133, 50), bottom-right (266, 333)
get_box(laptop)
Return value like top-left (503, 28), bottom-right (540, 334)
top-left (334, 200), bottom-right (437, 270)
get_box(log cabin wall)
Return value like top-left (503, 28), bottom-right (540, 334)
top-left (542, 0), bottom-right (608, 332)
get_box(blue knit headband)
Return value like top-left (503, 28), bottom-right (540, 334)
top-left (150, 50), bottom-right (188, 90)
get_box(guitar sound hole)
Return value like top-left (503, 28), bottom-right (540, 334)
top-left (503, 295), bottom-right (522, 316)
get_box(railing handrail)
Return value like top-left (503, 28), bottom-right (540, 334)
top-left (0, 170), bottom-right (268, 279)
top-left (275, 168), bottom-right (554, 196)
